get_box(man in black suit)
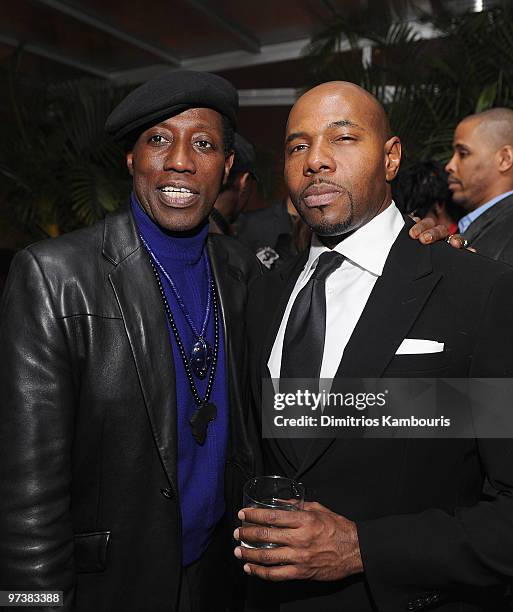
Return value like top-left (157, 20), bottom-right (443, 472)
top-left (236, 197), bottom-right (302, 270)
top-left (446, 107), bottom-right (513, 264)
top-left (235, 82), bottom-right (513, 611)
top-left (0, 70), bottom-right (260, 612)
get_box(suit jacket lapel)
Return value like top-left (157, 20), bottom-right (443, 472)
top-left (260, 251), bottom-right (310, 474)
top-left (295, 222), bottom-right (442, 479)
top-left (104, 209), bottom-right (178, 492)
top-left (462, 193), bottom-right (513, 243)
top-left (261, 251), bottom-right (309, 377)
top-left (337, 222), bottom-right (440, 378)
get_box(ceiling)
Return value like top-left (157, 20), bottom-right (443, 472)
top-left (0, 0), bottom-right (501, 100)
top-left (0, 0), bottom-right (503, 211)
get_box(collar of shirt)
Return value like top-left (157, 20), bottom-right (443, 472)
top-left (458, 190), bottom-right (513, 234)
top-left (303, 202), bottom-right (405, 280)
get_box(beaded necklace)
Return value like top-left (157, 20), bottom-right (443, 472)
top-left (139, 234), bottom-right (213, 380)
top-left (141, 241), bottom-right (219, 445)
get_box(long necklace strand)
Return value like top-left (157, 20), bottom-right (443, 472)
top-left (139, 234), bottom-right (211, 341)
top-left (147, 256), bottom-right (219, 409)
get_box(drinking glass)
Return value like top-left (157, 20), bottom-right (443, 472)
top-left (240, 475), bottom-right (304, 549)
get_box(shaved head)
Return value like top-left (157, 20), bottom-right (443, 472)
top-left (288, 81), bottom-right (392, 144)
top-left (446, 107), bottom-right (513, 210)
top-left (284, 80), bottom-right (401, 244)
top-left (461, 108), bottom-right (513, 150)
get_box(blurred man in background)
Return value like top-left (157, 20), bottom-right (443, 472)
top-left (237, 196), bottom-right (309, 269)
top-left (210, 132), bottom-right (258, 236)
top-left (446, 107), bottom-right (513, 263)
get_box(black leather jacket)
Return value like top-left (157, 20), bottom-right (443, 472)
top-left (0, 208), bottom-right (261, 611)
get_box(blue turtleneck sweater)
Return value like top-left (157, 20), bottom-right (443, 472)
top-left (131, 194), bottom-right (229, 566)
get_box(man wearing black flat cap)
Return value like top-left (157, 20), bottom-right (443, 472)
top-left (0, 70), bottom-right (260, 612)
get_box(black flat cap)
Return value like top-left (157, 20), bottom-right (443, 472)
top-left (105, 69), bottom-right (238, 147)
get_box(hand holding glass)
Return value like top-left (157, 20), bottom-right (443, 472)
top-left (240, 475), bottom-right (305, 548)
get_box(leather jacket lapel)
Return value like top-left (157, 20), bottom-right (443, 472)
top-left (207, 236), bottom-right (253, 471)
top-left (104, 209), bottom-right (178, 492)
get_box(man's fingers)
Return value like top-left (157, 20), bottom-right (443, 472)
top-left (421, 224), bottom-right (449, 244)
top-left (242, 562), bottom-right (301, 581)
top-left (303, 501), bottom-right (329, 512)
top-left (234, 544), bottom-right (295, 566)
top-left (409, 216), bottom-right (436, 239)
top-left (235, 526), bottom-right (290, 547)
top-left (238, 507), bottom-right (304, 528)
top-left (446, 234), bottom-right (469, 250)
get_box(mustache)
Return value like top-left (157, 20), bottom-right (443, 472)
top-left (298, 179), bottom-right (347, 201)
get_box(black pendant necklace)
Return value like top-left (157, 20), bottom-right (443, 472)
top-left (139, 234), bottom-right (212, 379)
top-left (145, 254), bottom-right (220, 446)
top-left (190, 336), bottom-right (212, 381)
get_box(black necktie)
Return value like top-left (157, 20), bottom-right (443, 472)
top-left (280, 251), bottom-right (345, 380)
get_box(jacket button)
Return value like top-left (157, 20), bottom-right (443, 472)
top-left (160, 488), bottom-right (174, 499)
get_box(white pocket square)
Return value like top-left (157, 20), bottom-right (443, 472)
top-left (395, 339), bottom-right (444, 355)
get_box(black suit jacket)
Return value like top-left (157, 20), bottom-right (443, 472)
top-left (0, 208), bottom-right (261, 611)
top-left (237, 202), bottom-right (293, 254)
top-left (462, 193), bottom-right (513, 266)
top-left (246, 220), bottom-right (513, 612)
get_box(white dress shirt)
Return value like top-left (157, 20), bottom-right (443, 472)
top-left (268, 203), bottom-right (405, 380)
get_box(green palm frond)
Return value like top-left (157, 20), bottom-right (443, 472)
top-left (305, 5), bottom-right (513, 166)
top-left (0, 52), bottom-right (130, 243)
top-left (67, 162), bottom-right (129, 226)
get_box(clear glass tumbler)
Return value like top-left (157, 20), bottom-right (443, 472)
top-left (241, 475), bottom-right (305, 549)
